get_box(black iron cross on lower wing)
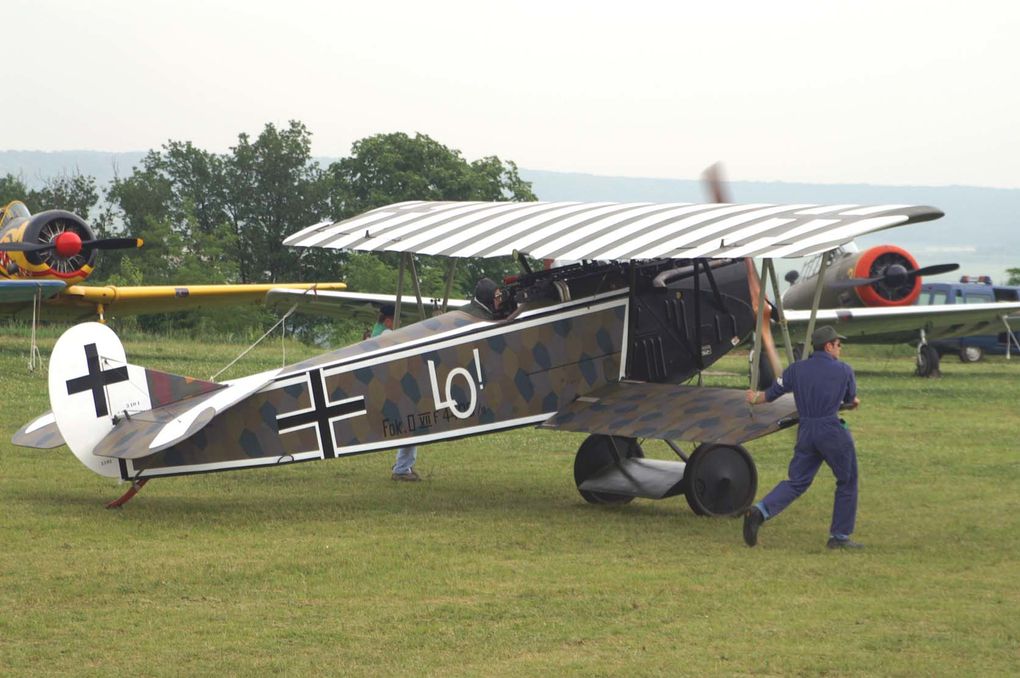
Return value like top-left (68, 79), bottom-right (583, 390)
top-left (65, 343), bottom-right (130, 417)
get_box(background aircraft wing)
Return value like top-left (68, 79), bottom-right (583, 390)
top-left (1, 282), bottom-right (346, 322)
top-left (540, 382), bottom-right (798, 445)
top-left (285, 200), bottom-right (943, 261)
top-left (266, 288), bottom-right (469, 323)
top-left (0, 279), bottom-right (67, 303)
top-left (782, 302), bottom-right (1020, 344)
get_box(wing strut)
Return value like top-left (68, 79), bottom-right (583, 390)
top-left (394, 254), bottom-right (406, 329)
top-left (407, 254), bottom-right (426, 321)
top-left (441, 259), bottom-right (458, 313)
top-left (29, 285), bottom-right (44, 372)
top-left (801, 250), bottom-right (834, 355)
top-left (1003, 315), bottom-right (1020, 359)
top-left (763, 259), bottom-right (796, 364)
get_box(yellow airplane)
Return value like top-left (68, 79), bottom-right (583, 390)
top-left (0, 200), bottom-right (345, 322)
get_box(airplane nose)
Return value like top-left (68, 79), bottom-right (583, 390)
top-left (54, 231), bottom-right (83, 258)
top-left (885, 263), bottom-right (908, 286)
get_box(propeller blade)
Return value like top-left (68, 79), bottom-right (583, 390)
top-left (81, 237), bottom-right (144, 251)
top-left (0, 241), bottom-right (55, 253)
top-left (907, 263), bottom-right (959, 277)
top-left (701, 162), bottom-right (730, 203)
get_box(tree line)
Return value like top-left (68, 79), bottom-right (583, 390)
top-left (0, 123), bottom-right (537, 341)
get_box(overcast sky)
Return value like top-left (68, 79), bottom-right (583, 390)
top-left (5, 0), bottom-right (1019, 188)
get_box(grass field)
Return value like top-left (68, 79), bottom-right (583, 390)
top-left (1, 326), bottom-right (1018, 676)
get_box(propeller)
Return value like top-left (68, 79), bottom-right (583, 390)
top-left (829, 262), bottom-right (959, 290)
top-left (701, 162), bottom-right (784, 380)
top-left (1, 234), bottom-right (143, 255)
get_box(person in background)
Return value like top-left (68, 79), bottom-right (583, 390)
top-left (372, 304), bottom-right (420, 481)
top-left (743, 325), bottom-right (862, 549)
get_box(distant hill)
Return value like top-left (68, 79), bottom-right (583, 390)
top-left (3, 151), bottom-right (1016, 282)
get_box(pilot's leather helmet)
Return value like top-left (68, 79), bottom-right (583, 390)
top-left (474, 277), bottom-right (498, 311)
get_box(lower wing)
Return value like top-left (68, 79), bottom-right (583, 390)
top-left (540, 381), bottom-right (797, 445)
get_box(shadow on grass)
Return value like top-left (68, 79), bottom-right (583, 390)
top-left (11, 471), bottom-right (719, 534)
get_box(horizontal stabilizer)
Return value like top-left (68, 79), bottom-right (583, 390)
top-left (93, 370), bottom-right (278, 460)
top-left (541, 382), bottom-right (797, 445)
top-left (11, 411), bottom-right (65, 449)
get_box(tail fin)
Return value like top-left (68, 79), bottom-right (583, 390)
top-left (47, 322), bottom-right (221, 477)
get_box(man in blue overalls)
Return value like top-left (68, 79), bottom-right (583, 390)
top-left (743, 325), bottom-right (862, 549)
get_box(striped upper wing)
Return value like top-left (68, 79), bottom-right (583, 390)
top-left (283, 201), bottom-right (943, 260)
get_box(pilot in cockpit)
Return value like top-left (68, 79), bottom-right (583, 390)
top-left (468, 277), bottom-right (511, 320)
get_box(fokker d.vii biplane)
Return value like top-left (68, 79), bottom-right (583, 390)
top-left (15, 199), bottom-right (947, 513)
top-left (0, 200), bottom-right (346, 323)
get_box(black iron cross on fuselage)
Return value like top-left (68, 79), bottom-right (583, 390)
top-left (276, 368), bottom-right (366, 458)
top-left (65, 343), bottom-right (130, 417)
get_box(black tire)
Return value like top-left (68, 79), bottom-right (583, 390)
top-left (916, 344), bottom-right (941, 377)
top-left (683, 443), bottom-right (757, 517)
top-left (573, 435), bottom-right (643, 505)
top-left (959, 345), bottom-right (983, 363)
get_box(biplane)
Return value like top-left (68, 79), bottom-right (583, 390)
top-left (14, 199), bottom-right (951, 513)
top-left (0, 200), bottom-right (345, 324)
top-left (779, 242), bottom-right (1020, 375)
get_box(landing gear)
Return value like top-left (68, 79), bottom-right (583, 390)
top-left (572, 436), bottom-right (758, 516)
top-left (106, 478), bottom-right (148, 509)
top-left (959, 345), bottom-right (983, 363)
top-left (573, 435), bottom-right (643, 505)
top-left (683, 443), bottom-right (757, 516)
top-left (915, 343), bottom-right (941, 377)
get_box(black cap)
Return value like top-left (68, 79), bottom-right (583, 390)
top-left (379, 304), bottom-right (395, 317)
top-left (811, 325), bottom-right (847, 346)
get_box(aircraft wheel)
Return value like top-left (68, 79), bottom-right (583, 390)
top-left (683, 443), bottom-right (757, 517)
top-left (573, 434), bottom-right (643, 505)
top-left (959, 345), bottom-right (983, 363)
top-left (916, 344), bottom-right (941, 377)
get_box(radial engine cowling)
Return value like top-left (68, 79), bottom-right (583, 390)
top-left (843, 245), bottom-right (922, 307)
top-left (3, 210), bottom-right (98, 283)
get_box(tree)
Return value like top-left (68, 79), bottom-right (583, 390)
top-left (226, 121), bottom-right (330, 283)
top-left (321, 132), bottom-right (537, 297)
top-left (0, 173), bottom-right (30, 207)
top-left (1007, 268), bottom-right (1020, 285)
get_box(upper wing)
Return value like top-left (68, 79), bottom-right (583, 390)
top-left (2, 282), bottom-right (347, 322)
top-left (266, 288), bottom-right (470, 323)
top-left (284, 201), bottom-right (943, 261)
top-left (782, 302), bottom-right (1020, 344)
top-left (540, 382), bottom-right (798, 445)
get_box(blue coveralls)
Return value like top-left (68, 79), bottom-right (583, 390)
top-left (759, 351), bottom-right (859, 539)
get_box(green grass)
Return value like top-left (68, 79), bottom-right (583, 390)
top-left (1, 327), bottom-right (1018, 676)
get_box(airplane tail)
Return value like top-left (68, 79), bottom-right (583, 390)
top-left (47, 322), bottom-right (222, 477)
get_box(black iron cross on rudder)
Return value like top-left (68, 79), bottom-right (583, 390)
top-left (66, 343), bottom-right (130, 417)
top-left (276, 368), bottom-right (365, 458)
